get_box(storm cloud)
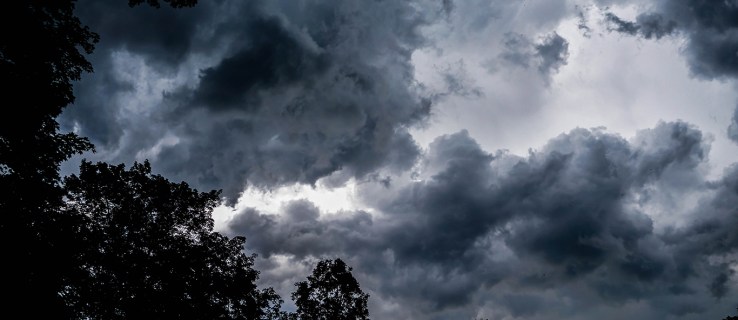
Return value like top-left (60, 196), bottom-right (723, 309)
top-left (604, 0), bottom-right (738, 79)
top-left (226, 121), bottom-right (737, 319)
top-left (63, 0), bottom-right (441, 200)
top-left (57, 0), bottom-right (738, 318)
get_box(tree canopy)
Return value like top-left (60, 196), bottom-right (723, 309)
top-left (61, 161), bottom-right (282, 319)
top-left (1, 0), bottom-right (97, 314)
top-left (292, 259), bottom-right (370, 320)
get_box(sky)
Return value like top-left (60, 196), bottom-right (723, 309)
top-left (61, 0), bottom-right (738, 319)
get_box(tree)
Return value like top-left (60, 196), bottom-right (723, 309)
top-left (0, 0), bottom-right (197, 314)
top-left (0, 0), bottom-right (98, 314)
top-left (61, 160), bottom-right (282, 319)
top-left (291, 259), bottom-right (370, 320)
top-left (0, 0), bottom-right (98, 191)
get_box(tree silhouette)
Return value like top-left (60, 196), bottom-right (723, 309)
top-left (1, 0), bottom-right (98, 314)
top-left (291, 259), bottom-right (370, 320)
top-left (0, 0), bottom-right (198, 314)
top-left (61, 160), bottom-right (282, 319)
top-left (0, 0), bottom-right (98, 194)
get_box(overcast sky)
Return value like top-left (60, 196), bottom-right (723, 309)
top-left (62, 0), bottom-right (738, 318)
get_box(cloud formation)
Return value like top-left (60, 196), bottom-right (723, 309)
top-left (226, 121), bottom-right (737, 319)
top-left (729, 106), bottom-right (738, 144)
top-left (493, 31), bottom-right (570, 83)
top-left (604, 0), bottom-right (738, 79)
top-left (59, 0), bottom-right (738, 318)
top-left (64, 0), bottom-right (441, 200)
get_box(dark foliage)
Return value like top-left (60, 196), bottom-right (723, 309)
top-left (61, 161), bottom-right (282, 319)
top-left (0, 0), bottom-right (97, 200)
top-left (292, 259), bottom-right (370, 320)
top-left (0, 0), bottom-right (97, 186)
top-left (0, 0), bottom-right (203, 315)
top-left (0, 0), bottom-right (97, 314)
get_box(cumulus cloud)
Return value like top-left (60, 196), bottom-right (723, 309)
top-left (58, 0), bottom-right (738, 318)
top-left (603, 0), bottom-right (738, 80)
top-left (63, 0), bottom-right (441, 200)
top-left (225, 121), bottom-right (737, 319)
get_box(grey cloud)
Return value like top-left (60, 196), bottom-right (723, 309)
top-left (709, 271), bottom-right (732, 299)
top-left (604, 12), bottom-right (639, 35)
top-left (496, 31), bottom-right (570, 81)
top-left (576, 5), bottom-right (593, 38)
top-left (636, 13), bottom-right (678, 39)
top-left (535, 32), bottom-right (570, 76)
top-left (229, 200), bottom-right (376, 260)
top-left (603, 0), bottom-right (738, 79)
top-left (58, 0), bottom-right (738, 318)
top-left (729, 106), bottom-right (738, 143)
top-left (502, 293), bottom-right (545, 318)
top-left (500, 122), bottom-right (704, 283)
top-left (433, 60), bottom-right (483, 100)
top-left (190, 18), bottom-right (330, 110)
top-left (227, 121), bottom-right (736, 318)
top-left (499, 33), bottom-right (535, 68)
top-left (672, 164), bottom-right (738, 258)
top-left (381, 131), bottom-right (497, 265)
top-left (62, 0), bottom-right (223, 156)
top-left (63, 0), bottom-right (440, 200)
top-left (75, 0), bottom-right (215, 66)
top-left (604, 12), bottom-right (677, 39)
top-left (64, 57), bottom-right (131, 146)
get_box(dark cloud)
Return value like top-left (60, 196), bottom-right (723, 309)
top-left (62, 0), bottom-right (440, 200)
top-left (604, 12), bottom-right (677, 39)
top-left (226, 121), bottom-right (737, 318)
top-left (229, 200), bottom-right (376, 260)
top-left (729, 106), bottom-right (738, 144)
top-left (535, 33), bottom-right (570, 76)
top-left (58, 0), bottom-right (738, 318)
top-left (603, 0), bottom-right (738, 79)
top-left (75, 0), bottom-right (214, 66)
top-left (190, 18), bottom-right (330, 110)
top-left (576, 5), bottom-right (594, 38)
top-left (709, 271), bottom-right (731, 299)
top-left (64, 57), bottom-right (131, 146)
top-left (496, 32), bottom-right (570, 81)
top-left (61, 0), bottom-right (222, 155)
top-left (381, 130), bottom-right (497, 265)
top-left (502, 293), bottom-right (545, 318)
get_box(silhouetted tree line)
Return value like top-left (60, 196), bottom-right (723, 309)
top-left (0, 0), bottom-right (368, 318)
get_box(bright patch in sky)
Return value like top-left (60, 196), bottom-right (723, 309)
top-left (213, 177), bottom-right (368, 232)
